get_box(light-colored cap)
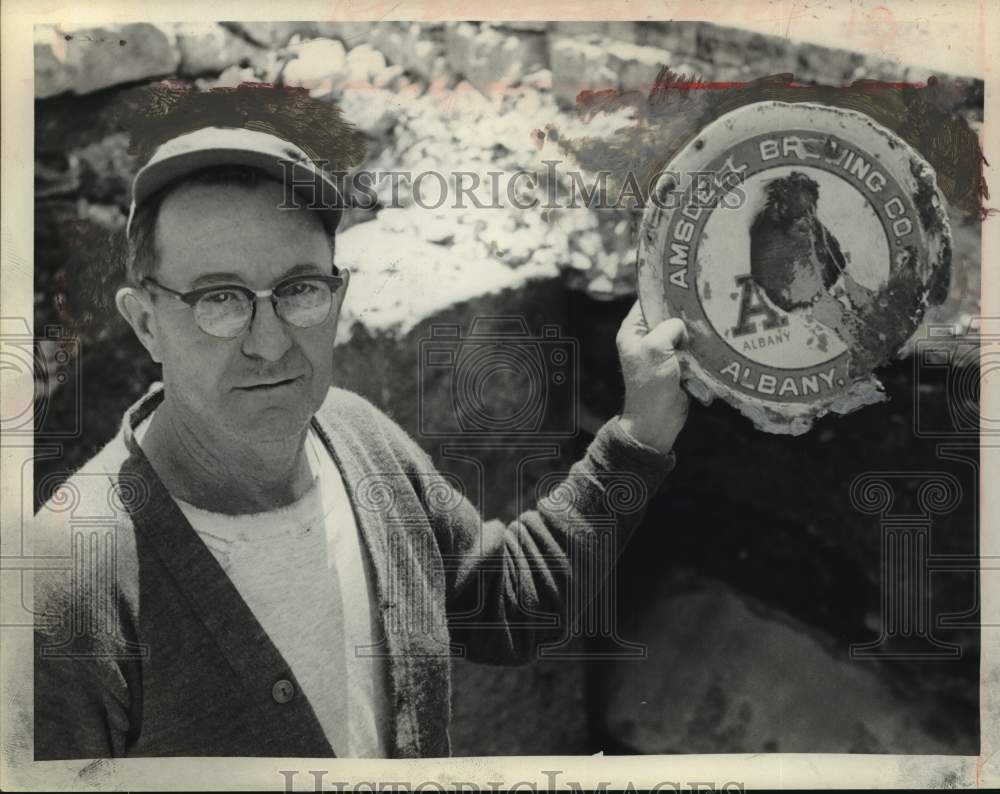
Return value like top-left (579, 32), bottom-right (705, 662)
top-left (125, 126), bottom-right (344, 238)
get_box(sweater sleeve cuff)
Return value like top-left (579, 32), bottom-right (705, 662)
top-left (586, 415), bottom-right (678, 476)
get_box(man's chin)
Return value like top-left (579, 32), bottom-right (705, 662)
top-left (228, 412), bottom-right (312, 444)
top-left (225, 386), bottom-right (323, 441)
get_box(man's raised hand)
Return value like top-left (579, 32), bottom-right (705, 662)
top-left (616, 300), bottom-right (690, 455)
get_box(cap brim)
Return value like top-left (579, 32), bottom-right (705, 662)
top-left (129, 145), bottom-right (344, 237)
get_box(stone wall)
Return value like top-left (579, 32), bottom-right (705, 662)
top-left (33, 20), bottom-right (983, 756)
top-left (35, 20), bottom-right (983, 317)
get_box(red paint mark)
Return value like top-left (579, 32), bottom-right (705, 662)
top-left (563, 68), bottom-right (986, 220)
top-left (576, 77), bottom-right (927, 109)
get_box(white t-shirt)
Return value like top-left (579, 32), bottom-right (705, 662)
top-left (134, 415), bottom-right (390, 758)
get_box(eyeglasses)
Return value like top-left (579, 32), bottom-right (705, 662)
top-left (141, 272), bottom-right (346, 339)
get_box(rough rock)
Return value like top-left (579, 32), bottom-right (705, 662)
top-left (551, 21), bottom-right (610, 38)
top-left (522, 68), bottom-right (553, 91)
top-left (373, 64), bottom-right (407, 90)
top-left (493, 21), bottom-right (549, 33)
top-left (549, 35), bottom-right (675, 105)
top-left (795, 41), bottom-right (867, 83)
top-left (606, 39), bottom-right (671, 94)
top-left (35, 153), bottom-right (80, 199)
top-left (34, 35), bottom-right (75, 99)
top-left (334, 87), bottom-right (403, 139)
top-left (370, 22), bottom-right (448, 83)
top-left (196, 65), bottom-right (259, 91)
top-left (598, 576), bottom-right (969, 753)
top-left (313, 21), bottom-right (377, 48)
top-left (559, 212), bottom-right (637, 299)
top-left (34, 23), bottom-right (180, 99)
top-left (605, 22), bottom-right (641, 42)
top-left (225, 21), bottom-right (317, 49)
top-left (695, 23), bottom-right (792, 70)
top-left (549, 36), bottom-right (618, 106)
top-left (175, 22), bottom-right (263, 77)
top-left (444, 23), bottom-right (548, 95)
top-left (35, 199), bottom-right (126, 337)
top-left (642, 21), bottom-right (701, 56)
top-left (343, 44), bottom-right (388, 85)
top-left (449, 654), bottom-right (587, 755)
top-left (859, 57), bottom-right (922, 83)
top-left (73, 132), bottom-right (136, 205)
top-left (281, 38), bottom-right (347, 90)
top-left (334, 206), bottom-right (561, 339)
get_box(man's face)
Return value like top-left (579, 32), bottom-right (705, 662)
top-left (143, 178), bottom-right (346, 443)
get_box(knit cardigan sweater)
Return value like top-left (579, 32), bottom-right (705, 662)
top-left (33, 383), bottom-right (675, 760)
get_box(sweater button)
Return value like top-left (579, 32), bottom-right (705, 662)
top-left (272, 679), bottom-right (295, 704)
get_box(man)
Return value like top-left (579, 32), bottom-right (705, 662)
top-left (33, 124), bottom-right (689, 759)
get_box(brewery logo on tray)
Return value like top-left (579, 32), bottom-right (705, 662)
top-left (637, 101), bottom-right (952, 435)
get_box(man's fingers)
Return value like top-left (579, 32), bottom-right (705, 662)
top-left (618, 301), bottom-right (689, 357)
top-left (622, 300), bottom-right (647, 333)
top-left (643, 317), bottom-right (688, 351)
top-left (616, 300), bottom-right (648, 350)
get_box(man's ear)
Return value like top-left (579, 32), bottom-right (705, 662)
top-left (115, 286), bottom-right (162, 363)
top-left (334, 268), bottom-right (350, 312)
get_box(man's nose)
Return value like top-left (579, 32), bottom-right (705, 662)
top-left (240, 297), bottom-right (293, 362)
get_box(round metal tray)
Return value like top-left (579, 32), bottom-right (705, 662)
top-left (637, 100), bottom-right (952, 435)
